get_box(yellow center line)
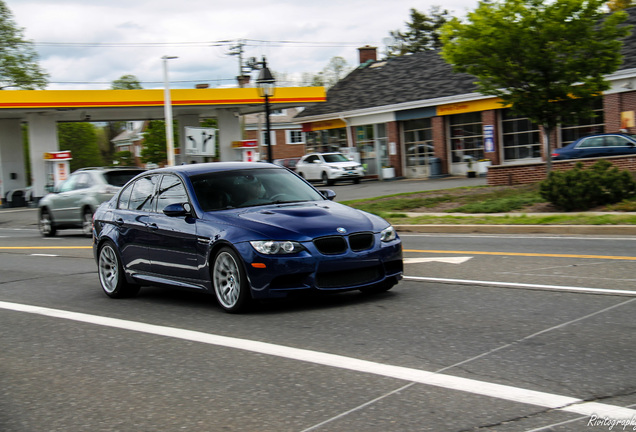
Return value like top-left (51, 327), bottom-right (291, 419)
top-left (0, 246), bottom-right (92, 250)
top-left (404, 249), bottom-right (636, 261)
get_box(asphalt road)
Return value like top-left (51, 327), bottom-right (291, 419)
top-left (1, 214), bottom-right (635, 431)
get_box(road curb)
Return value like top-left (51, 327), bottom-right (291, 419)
top-left (394, 224), bottom-right (636, 235)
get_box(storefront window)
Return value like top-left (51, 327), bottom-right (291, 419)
top-left (305, 128), bottom-right (347, 153)
top-left (403, 118), bottom-right (433, 167)
top-left (501, 109), bottom-right (541, 160)
top-left (560, 98), bottom-right (604, 145)
top-left (356, 125), bottom-right (377, 175)
top-left (449, 112), bottom-right (483, 163)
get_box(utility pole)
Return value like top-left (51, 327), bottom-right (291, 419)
top-left (228, 40), bottom-right (250, 88)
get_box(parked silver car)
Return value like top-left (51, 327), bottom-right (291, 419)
top-left (38, 167), bottom-right (145, 237)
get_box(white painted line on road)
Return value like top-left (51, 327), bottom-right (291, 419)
top-left (404, 276), bottom-right (636, 297)
top-left (0, 300), bottom-right (634, 420)
top-left (404, 257), bottom-right (472, 264)
top-left (30, 254), bottom-right (59, 257)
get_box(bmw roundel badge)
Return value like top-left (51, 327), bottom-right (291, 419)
top-left (337, 227), bottom-right (347, 234)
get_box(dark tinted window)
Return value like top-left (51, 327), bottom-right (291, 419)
top-left (103, 170), bottom-right (144, 187)
top-left (118, 184), bottom-right (133, 210)
top-left (156, 175), bottom-right (188, 213)
top-left (128, 175), bottom-right (159, 211)
top-left (192, 168), bottom-right (324, 211)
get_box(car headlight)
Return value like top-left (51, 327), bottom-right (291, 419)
top-left (380, 226), bottom-right (397, 242)
top-left (250, 240), bottom-right (305, 255)
top-left (327, 165), bottom-right (342, 171)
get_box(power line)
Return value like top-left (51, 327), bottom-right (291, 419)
top-left (31, 38), bottom-right (369, 48)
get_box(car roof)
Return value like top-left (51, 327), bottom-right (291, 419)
top-left (141, 162), bottom-right (281, 177)
top-left (576, 133), bottom-right (636, 139)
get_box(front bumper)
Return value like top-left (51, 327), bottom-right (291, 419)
top-left (236, 239), bottom-right (403, 299)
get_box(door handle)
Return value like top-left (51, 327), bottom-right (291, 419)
top-left (115, 218), bottom-right (124, 227)
top-left (148, 223), bottom-right (158, 230)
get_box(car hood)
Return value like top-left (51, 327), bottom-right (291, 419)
top-left (326, 161), bottom-right (360, 167)
top-left (207, 202), bottom-right (387, 241)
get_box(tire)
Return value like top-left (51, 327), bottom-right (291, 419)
top-left (321, 172), bottom-right (333, 186)
top-left (82, 208), bottom-right (93, 237)
top-left (39, 208), bottom-right (56, 237)
top-left (353, 178), bottom-right (361, 184)
top-left (212, 247), bottom-right (251, 313)
top-left (360, 278), bottom-right (396, 295)
top-left (97, 240), bottom-right (140, 298)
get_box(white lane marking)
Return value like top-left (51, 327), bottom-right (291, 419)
top-left (404, 257), bottom-right (472, 264)
top-left (30, 254), bottom-right (59, 257)
top-left (0, 300), bottom-right (634, 419)
top-left (404, 276), bottom-right (636, 297)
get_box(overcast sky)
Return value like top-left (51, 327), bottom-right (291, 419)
top-left (8, 0), bottom-right (479, 91)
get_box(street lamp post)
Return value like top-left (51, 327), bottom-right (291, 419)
top-left (256, 56), bottom-right (276, 163)
top-left (162, 55), bottom-right (178, 166)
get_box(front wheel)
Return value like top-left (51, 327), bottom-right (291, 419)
top-left (360, 278), bottom-right (396, 295)
top-left (82, 208), bottom-right (93, 237)
top-left (39, 208), bottom-right (56, 237)
top-left (98, 241), bottom-right (140, 298)
top-left (321, 172), bottom-right (333, 186)
top-left (212, 247), bottom-right (251, 313)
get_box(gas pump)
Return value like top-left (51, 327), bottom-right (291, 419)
top-left (43, 151), bottom-right (72, 192)
top-left (232, 140), bottom-right (259, 162)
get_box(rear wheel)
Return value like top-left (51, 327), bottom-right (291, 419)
top-left (39, 208), bottom-right (56, 237)
top-left (212, 247), bottom-right (251, 313)
top-left (98, 241), bottom-right (140, 298)
top-left (82, 208), bottom-right (93, 237)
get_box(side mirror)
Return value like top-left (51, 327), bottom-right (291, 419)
top-left (319, 189), bottom-right (336, 200)
top-left (163, 202), bottom-right (193, 217)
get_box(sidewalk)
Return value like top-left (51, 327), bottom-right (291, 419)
top-left (394, 211), bottom-right (636, 235)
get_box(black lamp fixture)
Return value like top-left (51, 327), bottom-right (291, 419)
top-left (256, 56), bottom-right (276, 163)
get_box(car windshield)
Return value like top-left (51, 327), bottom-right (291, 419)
top-left (323, 153), bottom-right (350, 163)
top-left (191, 168), bottom-right (326, 211)
top-left (103, 170), bottom-right (144, 187)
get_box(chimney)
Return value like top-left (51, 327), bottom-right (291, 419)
top-left (236, 75), bottom-right (251, 87)
top-left (358, 45), bottom-right (377, 64)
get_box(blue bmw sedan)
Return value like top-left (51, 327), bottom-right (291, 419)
top-left (552, 133), bottom-right (636, 160)
top-left (92, 162), bottom-right (403, 312)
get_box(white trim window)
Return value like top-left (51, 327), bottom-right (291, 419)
top-left (260, 130), bottom-right (276, 146)
top-left (286, 130), bottom-right (305, 145)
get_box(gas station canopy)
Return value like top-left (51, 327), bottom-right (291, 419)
top-left (0, 86), bottom-right (326, 121)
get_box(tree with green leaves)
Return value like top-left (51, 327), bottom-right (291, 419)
top-left (0, 1), bottom-right (48, 89)
top-left (111, 74), bottom-right (143, 90)
top-left (441, 0), bottom-right (631, 172)
top-left (385, 6), bottom-right (450, 57)
top-left (141, 120), bottom-right (170, 166)
top-left (57, 123), bottom-right (104, 171)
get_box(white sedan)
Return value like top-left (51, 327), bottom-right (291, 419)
top-left (296, 153), bottom-right (364, 185)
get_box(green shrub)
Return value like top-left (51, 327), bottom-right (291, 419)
top-left (539, 160), bottom-right (636, 211)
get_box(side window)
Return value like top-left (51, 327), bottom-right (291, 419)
top-left (129, 175), bottom-right (159, 211)
top-left (58, 174), bottom-right (78, 193)
top-left (156, 175), bottom-right (188, 213)
top-left (75, 173), bottom-right (92, 189)
top-left (117, 183), bottom-right (133, 209)
top-left (610, 136), bottom-right (632, 148)
top-left (306, 155), bottom-right (318, 163)
top-left (578, 137), bottom-right (603, 148)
